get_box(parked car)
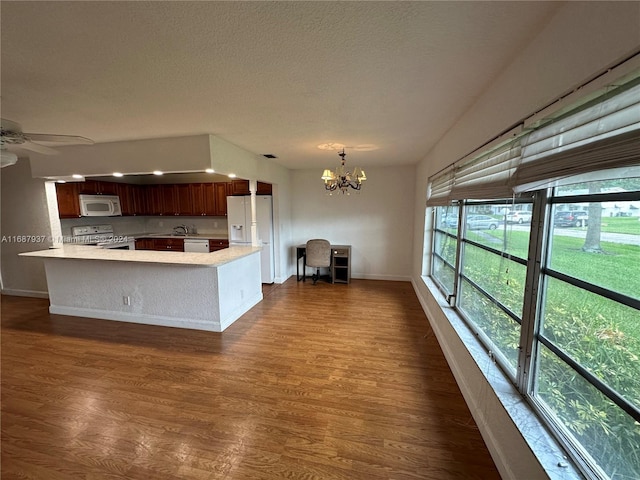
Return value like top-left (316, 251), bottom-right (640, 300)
top-left (554, 210), bottom-right (589, 227)
top-left (466, 215), bottom-right (499, 230)
top-left (440, 213), bottom-right (459, 228)
top-left (505, 210), bottom-right (532, 224)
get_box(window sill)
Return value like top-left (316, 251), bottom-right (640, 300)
top-left (420, 275), bottom-right (584, 480)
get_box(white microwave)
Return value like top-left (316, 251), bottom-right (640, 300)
top-left (79, 194), bottom-right (122, 217)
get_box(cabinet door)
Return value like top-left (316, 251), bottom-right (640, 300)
top-left (55, 182), bottom-right (81, 218)
top-left (145, 185), bottom-right (163, 216)
top-left (78, 179), bottom-right (101, 194)
top-left (192, 183), bottom-right (218, 216)
top-left (203, 183), bottom-right (217, 215)
top-left (191, 183), bottom-right (205, 215)
top-left (97, 181), bottom-right (118, 195)
top-left (78, 180), bottom-right (118, 195)
top-left (257, 181), bottom-right (272, 195)
top-left (115, 183), bottom-right (134, 216)
top-left (135, 238), bottom-right (154, 250)
top-left (132, 185), bottom-right (149, 215)
top-left (213, 182), bottom-right (228, 216)
top-left (230, 179), bottom-right (250, 196)
top-left (174, 184), bottom-right (194, 215)
top-left (160, 185), bottom-right (177, 216)
top-left (152, 238), bottom-right (184, 251)
top-left (209, 239), bottom-right (229, 252)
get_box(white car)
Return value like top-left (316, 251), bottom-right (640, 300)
top-left (505, 210), bottom-right (532, 224)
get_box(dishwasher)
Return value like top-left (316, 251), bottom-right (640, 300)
top-left (183, 239), bottom-right (210, 253)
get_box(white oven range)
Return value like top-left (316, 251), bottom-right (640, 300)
top-left (70, 224), bottom-right (135, 250)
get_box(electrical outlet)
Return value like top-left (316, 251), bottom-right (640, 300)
top-left (123, 295), bottom-right (131, 306)
top-left (159, 221), bottom-right (164, 227)
top-left (214, 221), bottom-right (218, 228)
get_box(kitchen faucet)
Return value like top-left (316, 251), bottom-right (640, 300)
top-left (173, 224), bottom-right (189, 235)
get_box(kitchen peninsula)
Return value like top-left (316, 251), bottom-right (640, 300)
top-left (21, 245), bottom-right (262, 332)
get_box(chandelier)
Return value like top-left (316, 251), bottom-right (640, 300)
top-left (321, 148), bottom-right (367, 194)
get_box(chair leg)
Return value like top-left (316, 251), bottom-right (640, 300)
top-left (312, 268), bottom-right (319, 285)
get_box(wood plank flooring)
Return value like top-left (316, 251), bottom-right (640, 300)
top-left (1, 279), bottom-right (500, 480)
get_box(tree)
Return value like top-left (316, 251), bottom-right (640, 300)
top-left (582, 183), bottom-right (603, 253)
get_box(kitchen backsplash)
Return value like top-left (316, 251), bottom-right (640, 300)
top-left (60, 216), bottom-right (229, 238)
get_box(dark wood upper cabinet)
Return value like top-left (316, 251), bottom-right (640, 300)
top-left (145, 185), bottom-right (163, 216)
top-left (159, 185), bottom-right (177, 216)
top-left (115, 183), bottom-right (138, 216)
top-left (229, 179), bottom-right (250, 196)
top-left (174, 184), bottom-right (195, 216)
top-left (229, 179), bottom-right (272, 196)
top-left (257, 181), bottom-right (273, 195)
top-left (56, 179), bottom-right (236, 218)
top-left (78, 179), bottom-right (118, 195)
top-left (202, 183), bottom-right (217, 216)
top-left (55, 182), bottom-right (81, 218)
top-left (213, 183), bottom-right (228, 216)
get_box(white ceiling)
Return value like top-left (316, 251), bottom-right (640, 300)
top-left (1, 1), bottom-right (559, 171)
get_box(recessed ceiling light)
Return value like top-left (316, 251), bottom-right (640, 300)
top-left (228, 173), bottom-right (237, 178)
top-left (317, 143), bottom-right (345, 151)
top-left (153, 170), bottom-right (163, 176)
top-left (72, 174), bottom-right (83, 179)
top-left (57, 180), bottom-right (66, 183)
top-left (205, 168), bottom-right (215, 174)
top-left (113, 172), bottom-right (124, 177)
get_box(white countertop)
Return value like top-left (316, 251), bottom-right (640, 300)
top-left (21, 244), bottom-right (260, 267)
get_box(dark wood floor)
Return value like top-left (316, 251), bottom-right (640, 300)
top-left (1, 278), bottom-right (500, 480)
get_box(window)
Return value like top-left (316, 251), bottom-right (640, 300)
top-left (431, 205), bottom-right (459, 296)
top-left (429, 176), bottom-right (640, 479)
top-left (425, 67), bottom-right (640, 478)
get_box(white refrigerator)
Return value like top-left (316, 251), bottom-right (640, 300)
top-left (227, 195), bottom-right (275, 284)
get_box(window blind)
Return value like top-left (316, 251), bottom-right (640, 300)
top-left (427, 72), bottom-right (640, 205)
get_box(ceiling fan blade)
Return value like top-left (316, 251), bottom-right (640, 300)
top-left (18, 141), bottom-right (60, 155)
top-left (23, 133), bottom-right (94, 144)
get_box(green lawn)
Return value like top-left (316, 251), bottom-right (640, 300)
top-left (598, 216), bottom-right (640, 235)
top-left (460, 227), bottom-right (640, 340)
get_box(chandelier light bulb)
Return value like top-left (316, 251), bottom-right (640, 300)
top-left (320, 148), bottom-right (367, 194)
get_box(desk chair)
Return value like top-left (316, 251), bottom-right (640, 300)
top-left (305, 239), bottom-right (331, 284)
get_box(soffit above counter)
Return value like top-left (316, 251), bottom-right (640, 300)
top-left (28, 134), bottom-right (263, 180)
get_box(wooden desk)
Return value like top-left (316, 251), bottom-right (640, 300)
top-left (296, 244), bottom-right (351, 284)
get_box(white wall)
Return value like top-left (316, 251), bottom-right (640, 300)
top-left (411, 2), bottom-right (640, 479)
top-left (292, 165), bottom-right (415, 281)
top-left (0, 158), bottom-right (51, 296)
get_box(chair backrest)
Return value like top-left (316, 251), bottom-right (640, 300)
top-left (306, 239), bottom-right (331, 268)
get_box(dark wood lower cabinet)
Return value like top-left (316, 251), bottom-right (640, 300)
top-left (135, 238), bottom-right (184, 252)
top-left (135, 237), bottom-right (228, 252)
top-left (209, 239), bottom-right (229, 252)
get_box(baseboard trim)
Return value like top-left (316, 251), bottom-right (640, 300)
top-left (1, 288), bottom-right (49, 299)
top-left (351, 273), bottom-right (411, 281)
top-left (49, 305), bottom-right (224, 332)
top-left (219, 292), bottom-right (263, 331)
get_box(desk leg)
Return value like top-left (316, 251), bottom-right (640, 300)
top-left (296, 248), bottom-right (306, 282)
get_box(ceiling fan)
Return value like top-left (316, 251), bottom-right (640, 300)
top-left (1, 118), bottom-right (94, 168)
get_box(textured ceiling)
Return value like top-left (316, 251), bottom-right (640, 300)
top-left (1, 1), bottom-right (559, 171)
